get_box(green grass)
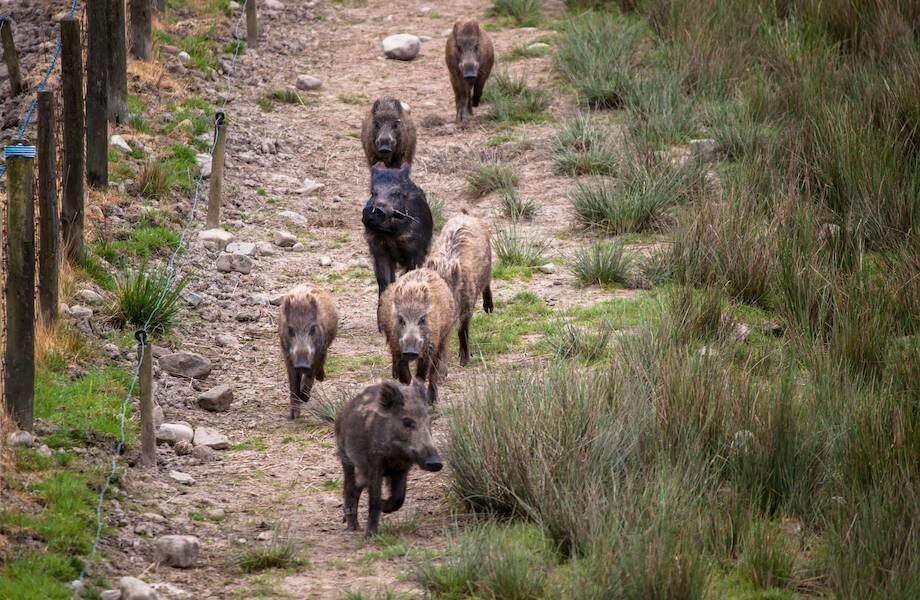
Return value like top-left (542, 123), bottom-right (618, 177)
top-left (94, 224), bottom-right (180, 267)
top-left (494, 226), bottom-right (548, 269)
top-left (470, 291), bottom-right (552, 357)
top-left (256, 97), bottom-right (274, 113)
top-left (552, 112), bottom-right (617, 176)
top-left (338, 92), bottom-right (369, 105)
top-left (239, 538), bottom-right (305, 574)
top-left (491, 0), bottom-right (542, 26)
top-left (545, 322), bottom-right (612, 362)
top-left (499, 187), bottom-right (538, 222)
top-left (483, 72), bottom-right (552, 125)
top-left (223, 39), bottom-right (245, 54)
top-left (571, 241), bottom-right (635, 287)
top-left (109, 264), bottom-right (187, 335)
top-left (466, 154), bottom-right (519, 198)
top-left (507, 41), bottom-right (552, 60)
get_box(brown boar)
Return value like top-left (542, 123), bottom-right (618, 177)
top-left (379, 268), bottom-right (456, 403)
top-left (425, 214), bottom-right (494, 366)
top-left (445, 18), bottom-right (494, 125)
top-left (278, 285), bottom-right (338, 420)
top-left (361, 97), bottom-right (417, 169)
top-left (336, 379), bottom-right (442, 536)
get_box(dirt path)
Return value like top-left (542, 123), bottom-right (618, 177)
top-left (106, 1), bottom-right (630, 597)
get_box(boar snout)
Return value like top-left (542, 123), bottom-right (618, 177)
top-left (293, 358), bottom-right (311, 372)
top-left (375, 135), bottom-right (396, 157)
top-left (461, 63), bottom-right (479, 82)
top-left (423, 454), bottom-right (443, 472)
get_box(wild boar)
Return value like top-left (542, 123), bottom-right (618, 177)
top-left (445, 18), bottom-right (494, 125)
top-left (379, 268), bottom-right (456, 403)
top-left (278, 285), bottom-right (338, 419)
top-left (361, 97), bottom-right (417, 169)
top-left (336, 379), bottom-right (442, 537)
top-left (425, 214), bottom-right (493, 366)
top-left (362, 163), bottom-right (434, 329)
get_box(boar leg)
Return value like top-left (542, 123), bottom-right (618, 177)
top-left (382, 469), bottom-right (408, 514)
top-left (374, 256), bottom-right (396, 332)
top-left (483, 285), bottom-right (494, 313)
top-left (458, 316), bottom-right (471, 366)
top-left (454, 82), bottom-right (471, 124)
top-left (342, 462), bottom-right (361, 531)
top-left (287, 364), bottom-right (303, 420)
top-left (472, 77), bottom-right (485, 108)
top-left (299, 374), bottom-right (315, 406)
top-left (365, 469), bottom-right (384, 537)
top-left (392, 350), bottom-right (412, 384)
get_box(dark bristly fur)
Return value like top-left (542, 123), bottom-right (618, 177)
top-left (425, 214), bottom-right (494, 366)
top-left (361, 97), bottom-right (417, 169)
top-left (446, 18), bottom-right (495, 125)
top-left (379, 268), bottom-right (457, 404)
top-left (362, 163), bottom-right (434, 330)
top-left (335, 379), bottom-right (442, 537)
top-left (278, 285), bottom-right (338, 420)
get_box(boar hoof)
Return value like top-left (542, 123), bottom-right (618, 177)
top-left (289, 403), bottom-right (301, 420)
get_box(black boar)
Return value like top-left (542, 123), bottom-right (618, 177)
top-left (425, 214), bottom-right (493, 366)
top-left (362, 163), bottom-right (434, 329)
top-left (361, 97), bottom-right (417, 169)
top-left (445, 18), bottom-right (494, 125)
top-left (278, 285), bottom-right (338, 419)
top-left (335, 379), bottom-right (442, 537)
top-left (379, 268), bottom-right (456, 403)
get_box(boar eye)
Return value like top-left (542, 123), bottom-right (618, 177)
top-left (397, 315), bottom-right (406, 326)
top-left (402, 418), bottom-right (416, 430)
top-left (287, 326), bottom-right (295, 338)
top-left (309, 325), bottom-right (318, 336)
top-left (418, 315), bottom-right (427, 326)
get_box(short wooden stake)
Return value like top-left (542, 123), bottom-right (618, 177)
top-left (108, 0), bottom-right (129, 124)
top-left (130, 0), bottom-right (152, 61)
top-left (86, 0), bottom-right (110, 187)
top-left (246, 0), bottom-right (258, 48)
top-left (37, 91), bottom-right (60, 325)
top-left (138, 333), bottom-right (156, 468)
top-left (206, 113), bottom-right (228, 228)
top-left (0, 18), bottom-right (23, 96)
top-left (3, 144), bottom-right (36, 431)
top-left (61, 17), bottom-right (85, 260)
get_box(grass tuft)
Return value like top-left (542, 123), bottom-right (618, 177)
top-left (484, 72), bottom-right (552, 125)
top-left (109, 264), bottom-right (187, 335)
top-left (552, 112), bottom-right (617, 176)
top-left (571, 241), bottom-right (634, 287)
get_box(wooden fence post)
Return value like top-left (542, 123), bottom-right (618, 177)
top-left (61, 17), bottom-right (85, 260)
top-left (108, 0), bottom-right (128, 124)
top-left (206, 113), bottom-right (228, 228)
top-left (86, 0), bottom-right (110, 187)
top-left (3, 144), bottom-right (37, 432)
top-left (38, 91), bottom-right (60, 325)
top-left (0, 18), bottom-right (23, 96)
top-left (130, 0), bottom-right (152, 61)
top-left (246, 0), bottom-right (258, 48)
top-left (137, 333), bottom-right (156, 467)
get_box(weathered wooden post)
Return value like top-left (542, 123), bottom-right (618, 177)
top-left (206, 112), bottom-right (228, 228)
top-left (130, 0), bottom-right (152, 61)
top-left (37, 91), bottom-right (60, 324)
top-left (0, 18), bottom-right (23, 96)
top-left (108, 0), bottom-right (129, 124)
top-left (61, 17), bottom-right (85, 260)
top-left (86, 0), bottom-right (110, 187)
top-left (137, 332), bottom-right (156, 467)
top-left (246, 0), bottom-right (258, 48)
top-left (3, 143), bottom-right (37, 431)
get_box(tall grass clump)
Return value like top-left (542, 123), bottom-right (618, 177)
top-left (491, 0), bottom-right (541, 26)
top-left (498, 187), bottom-right (538, 222)
top-left (484, 72), bottom-right (552, 124)
top-left (109, 264), bottom-right (187, 334)
top-left (466, 151), bottom-right (519, 198)
top-left (571, 241), bottom-right (634, 287)
top-left (494, 226), bottom-right (548, 268)
top-left (545, 323), bottom-right (611, 362)
top-left (551, 113), bottom-right (617, 175)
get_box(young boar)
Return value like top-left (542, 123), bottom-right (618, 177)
top-left (445, 18), bottom-right (494, 125)
top-left (361, 97), bottom-right (417, 169)
top-left (379, 268), bottom-right (456, 403)
top-left (362, 163), bottom-right (434, 329)
top-left (425, 215), bottom-right (493, 366)
top-left (336, 379), bottom-right (442, 537)
top-left (278, 285), bottom-right (338, 420)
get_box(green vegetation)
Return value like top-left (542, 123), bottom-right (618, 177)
top-left (483, 72), bottom-right (552, 125)
top-left (507, 41), bottom-right (552, 60)
top-left (498, 187), bottom-right (537, 222)
top-left (493, 226), bottom-right (548, 271)
top-left (570, 240), bottom-right (634, 287)
top-left (338, 92), bottom-right (370, 105)
top-left (491, 0), bottom-right (541, 26)
top-left (239, 534), bottom-right (305, 573)
top-left (551, 112), bottom-right (617, 175)
top-left (466, 153), bottom-right (519, 198)
top-left (469, 291), bottom-right (552, 357)
top-left (545, 322), bottom-right (612, 362)
top-left (95, 222), bottom-right (180, 266)
top-left (109, 264), bottom-right (187, 335)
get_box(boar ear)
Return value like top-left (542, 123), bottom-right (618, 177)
top-left (372, 98), bottom-right (382, 113)
top-left (397, 163), bottom-right (411, 178)
top-left (371, 161), bottom-right (386, 175)
top-left (378, 381), bottom-right (405, 411)
top-left (412, 379), bottom-right (429, 403)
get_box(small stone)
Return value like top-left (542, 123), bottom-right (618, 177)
top-left (730, 322), bottom-right (752, 343)
top-left (198, 228), bottom-right (234, 251)
top-left (7, 430), bottom-right (34, 447)
top-left (215, 333), bottom-right (238, 347)
top-left (255, 241), bottom-right (276, 256)
top-left (110, 135), bottom-right (132, 155)
top-left (269, 294), bottom-right (285, 306)
top-left (208, 508), bottom-right (226, 520)
top-left (153, 404), bottom-right (165, 428)
top-left (177, 51), bottom-right (191, 64)
top-left (194, 426), bottom-right (230, 450)
top-left (74, 289), bottom-right (103, 307)
top-left (297, 178), bottom-right (324, 195)
top-left (226, 241), bottom-right (257, 256)
top-left (256, 531), bottom-right (273, 541)
top-left (176, 119), bottom-right (194, 132)
top-left (216, 252), bottom-right (253, 274)
top-left (319, 256), bottom-right (332, 267)
top-left (118, 576), bottom-right (157, 600)
top-left (36, 444), bottom-right (53, 458)
top-left (156, 423), bottom-right (194, 445)
top-left (174, 440), bottom-right (193, 456)
top-left (263, 0), bottom-right (284, 9)
top-left (689, 138), bottom-right (720, 163)
top-left (192, 445), bottom-right (217, 463)
top-left (527, 42), bottom-right (550, 51)
top-left (295, 75), bottom-right (322, 91)
top-left (154, 535), bottom-right (200, 568)
top-left (538, 263), bottom-right (557, 274)
top-left (279, 210), bottom-right (308, 226)
top-left (159, 352), bottom-right (212, 379)
top-left (291, 242), bottom-right (305, 252)
top-left (103, 343), bottom-right (121, 359)
top-left (183, 291), bottom-right (204, 307)
top-left (196, 153), bottom-right (212, 178)
top-left (198, 384), bottom-right (233, 412)
top-left (169, 470), bottom-right (195, 485)
top-left (228, 0), bottom-right (241, 9)
top-left (382, 34), bottom-right (421, 60)
top-left (69, 305), bottom-right (94, 319)
top-left (762, 320), bottom-right (785, 337)
top-left (273, 230), bottom-right (297, 247)
top-left (100, 589), bottom-right (121, 600)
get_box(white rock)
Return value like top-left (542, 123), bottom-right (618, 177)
top-left (197, 384), bottom-right (233, 412)
top-left (256, 531), bottom-right (274, 541)
top-left (177, 51), bottom-right (190, 64)
top-left (279, 210), bottom-right (308, 226)
top-left (527, 42), bottom-right (550, 51)
top-left (291, 242), bottom-right (305, 252)
top-left (75, 288), bottom-right (104, 305)
top-left (194, 426), bottom-right (230, 450)
top-left (538, 263), bottom-right (557, 274)
top-left (158, 351), bottom-right (212, 379)
top-left (215, 252), bottom-right (253, 274)
top-left (319, 256), bottom-right (333, 267)
top-left (153, 404), bottom-right (165, 428)
top-left (154, 535), bottom-right (200, 568)
top-left (36, 444), bottom-right (53, 458)
top-left (263, 0), bottom-right (284, 9)
top-left (196, 153), bottom-right (212, 178)
top-left (100, 589), bottom-right (122, 600)
top-left (225, 241), bottom-right (257, 256)
top-left (215, 333), bottom-right (238, 347)
top-left (228, 0), bottom-right (241, 9)
top-left (118, 576), bottom-right (157, 600)
top-left (169, 470), bottom-right (196, 485)
top-left (297, 178), bottom-right (324, 195)
top-left (110, 134), bottom-right (132, 155)
top-left (7, 430), bottom-right (34, 447)
top-left (295, 75), bottom-right (322, 91)
top-left (192, 445), bottom-right (217, 463)
top-left (255, 241), bottom-right (275, 256)
top-left (156, 423), bottom-right (194, 445)
top-left (269, 294), bottom-right (285, 306)
top-left (382, 34), bottom-right (421, 60)
top-left (103, 342), bottom-right (121, 359)
top-left (198, 228), bottom-right (234, 251)
top-left (69, 305), bottom-right (94, 319)
top-left (273, 230), bottom-right (297, 247)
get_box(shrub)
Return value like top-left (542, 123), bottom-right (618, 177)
top-left (494, 226), bottom-right (548, 267)
top-left (467, 153), bottom-right (519, 198)
top-left (239, 532), bottom-right (304, 573)
top-left (545, 323), bottom-right (611, 362)
top-left (738, 520), bottom-right (797, 590)
top-left (571, 241), bottom-right (634, 287)
top-left (499, 187), bottom-right (537, 222)
top-left (109, 264), bottom-right (187, 334)
top-left (137, 160), bottom-right (170, 199)
top-left (491, 0), bottom-right (541, 25)
top-left (484, 72), bottom-right (552, 124)
top-left (552, 113), bottom-right (617, 176)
